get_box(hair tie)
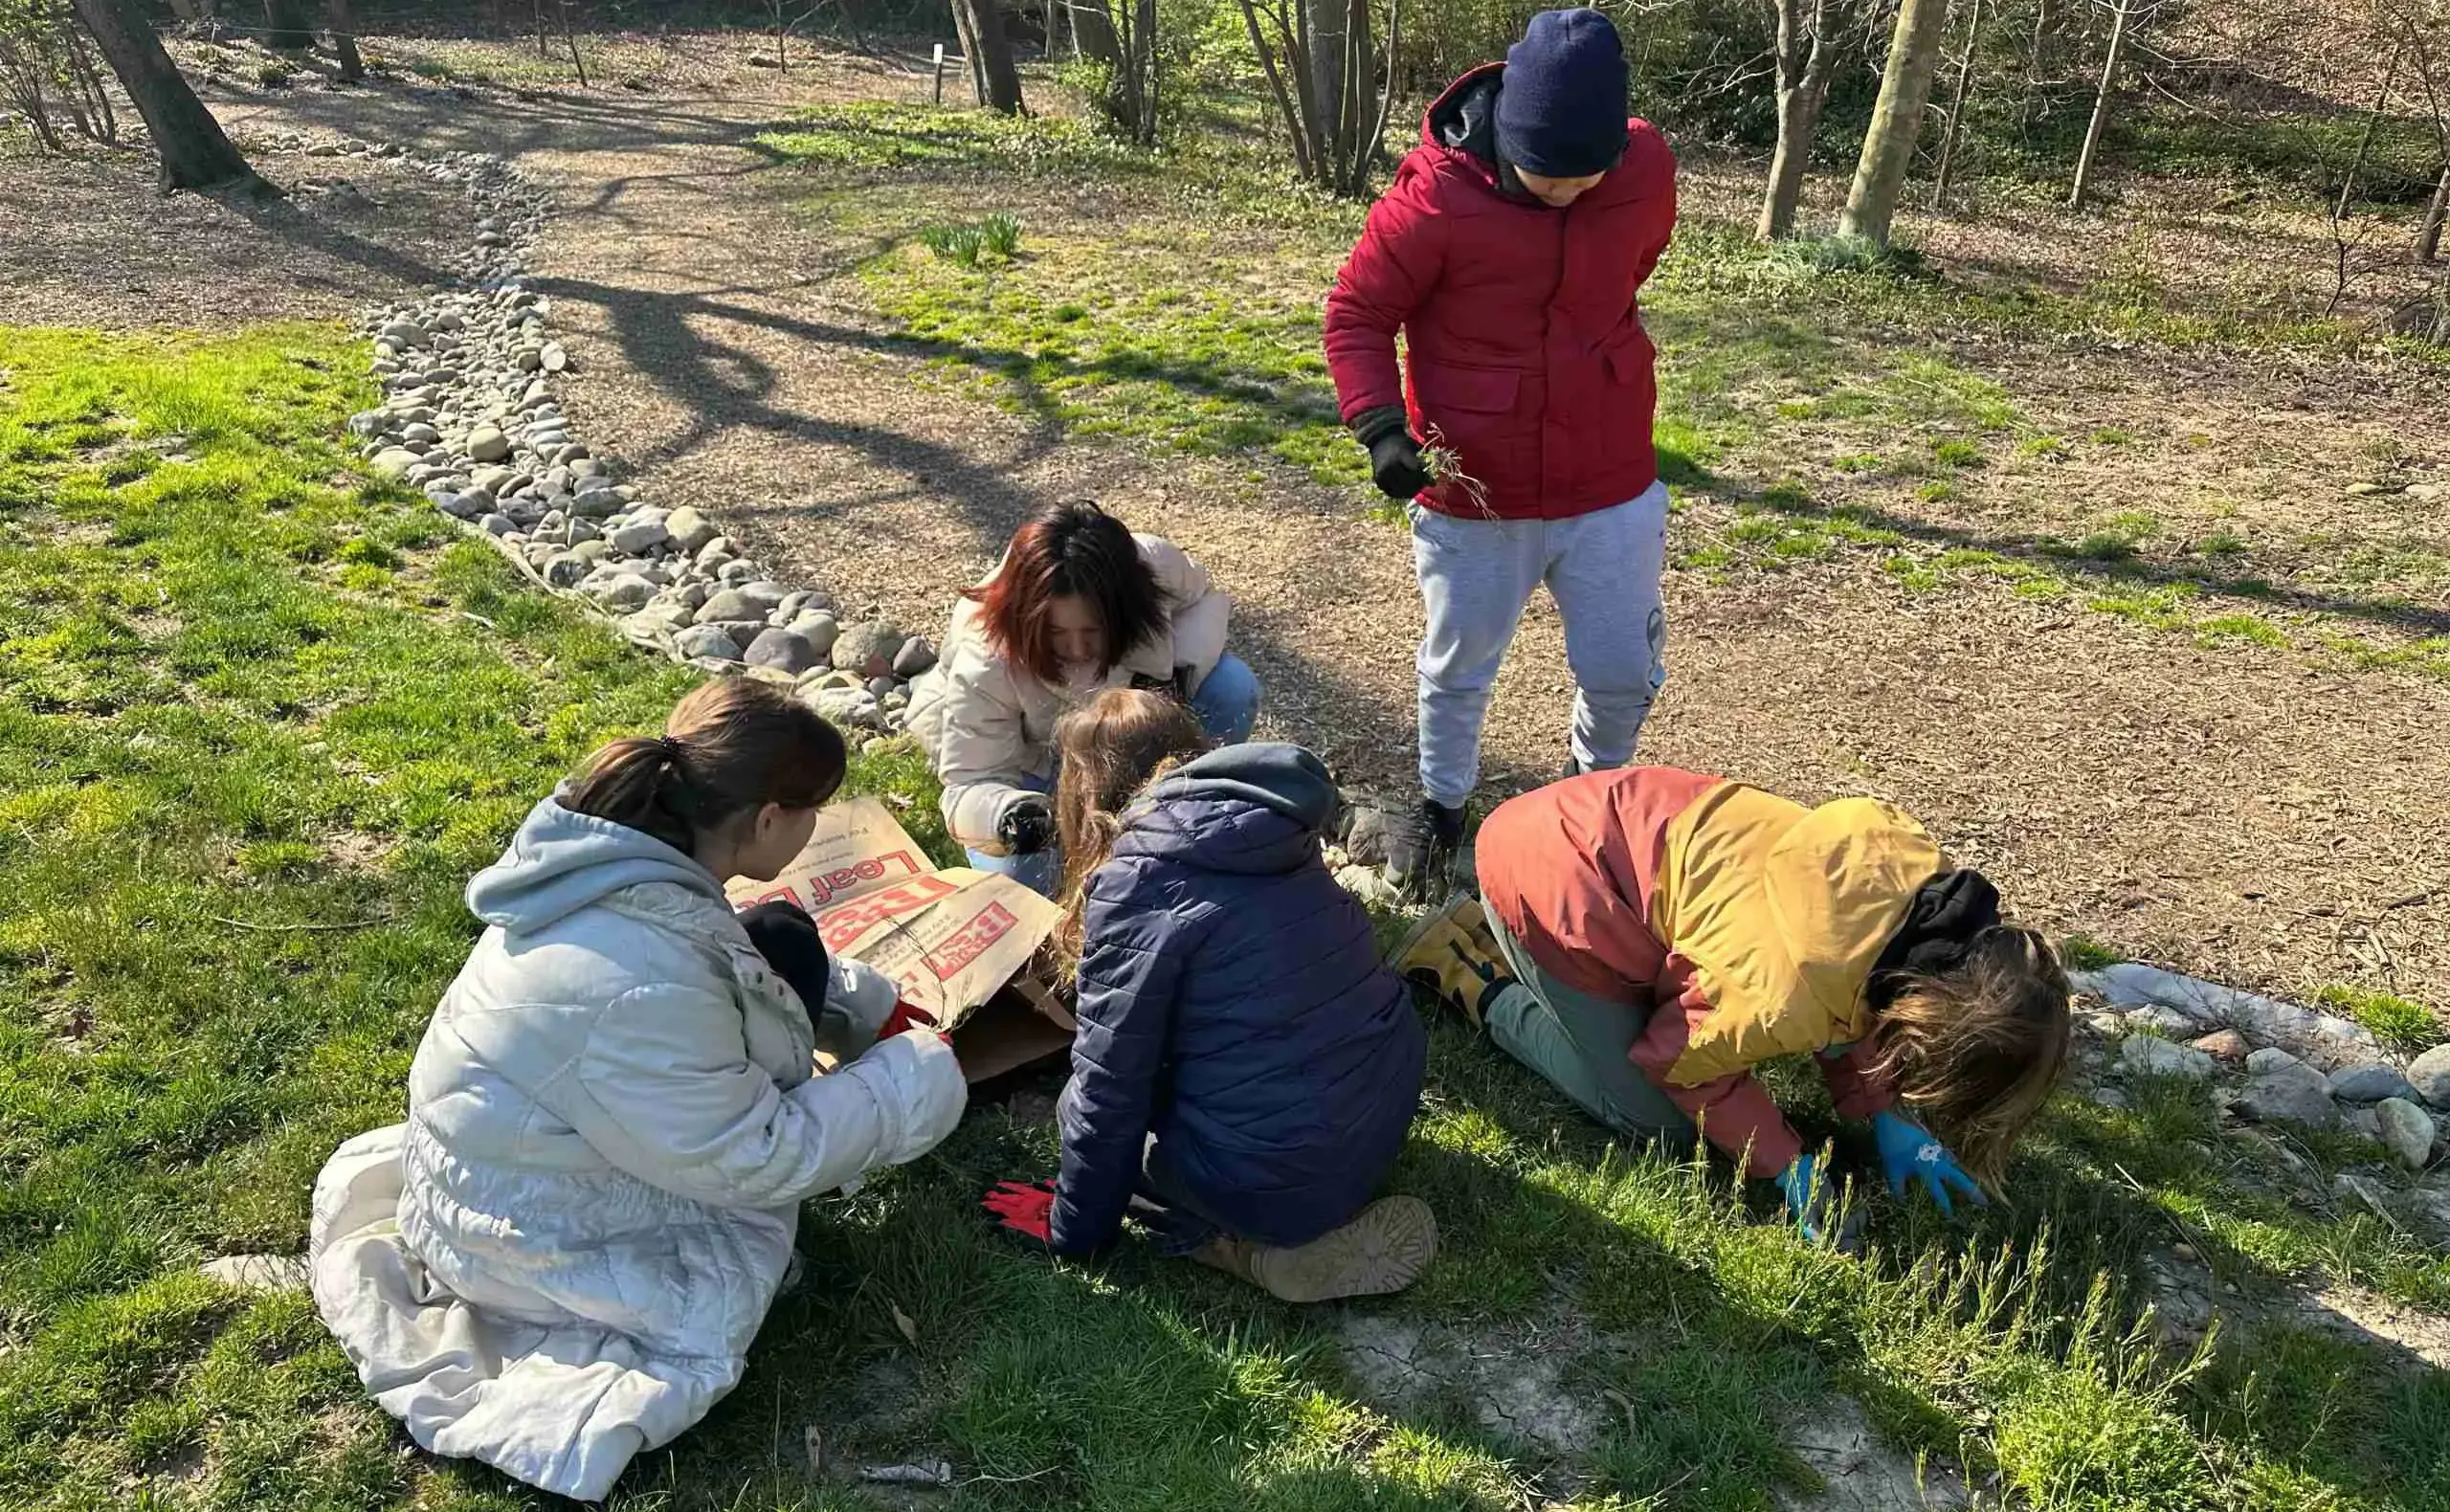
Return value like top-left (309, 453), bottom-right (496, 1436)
top-left (657, 736), bottom-right (685, 764)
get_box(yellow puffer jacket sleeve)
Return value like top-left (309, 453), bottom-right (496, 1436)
top-left (1653, 788), bottom-right (1941, 1084)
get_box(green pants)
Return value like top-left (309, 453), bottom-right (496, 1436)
top-left (1485, 917), bottom-right (1697, 1146)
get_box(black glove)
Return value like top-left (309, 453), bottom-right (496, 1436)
top-left (1354, 407), bottom-right (1432, 500)
top-left (996, 794), bottom-right (1054, 856)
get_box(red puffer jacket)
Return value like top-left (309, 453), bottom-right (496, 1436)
top-left (1324, 64), bottom-right (1678, 521)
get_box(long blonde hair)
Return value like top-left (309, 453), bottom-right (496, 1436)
top-left (1870, 926), bottom-right (2073, 1183)
top-left (1050, 688), bottom-right (1211, 974)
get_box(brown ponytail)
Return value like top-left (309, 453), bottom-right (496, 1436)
top-left (563, 678), bottom-right (847, 853)
top-left (1050, 688), bottom-right (1211, 974)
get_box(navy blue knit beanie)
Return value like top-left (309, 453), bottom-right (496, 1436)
top-left (1495, 9), bottom-right (1630, 179)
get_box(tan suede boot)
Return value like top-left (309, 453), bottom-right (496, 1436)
top-left (1189, 1196), bottom-right (1438, 1303)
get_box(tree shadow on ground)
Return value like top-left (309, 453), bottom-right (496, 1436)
top-left (1708, 473), bottom-right (2450, 640)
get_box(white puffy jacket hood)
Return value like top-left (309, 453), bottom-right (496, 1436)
top-left (464, 794), bottom-right (717, 932)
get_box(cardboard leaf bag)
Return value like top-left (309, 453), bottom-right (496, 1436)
top-left (726, 797), bottom-right (1076, 1081)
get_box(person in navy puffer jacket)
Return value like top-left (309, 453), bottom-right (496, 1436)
top-left (981, 689), bottom-right (1436, 1301)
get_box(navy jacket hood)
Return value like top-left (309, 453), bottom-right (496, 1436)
top-left (1114, 743), bottom-right (1342, 877)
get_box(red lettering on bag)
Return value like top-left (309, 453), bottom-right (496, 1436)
top-left (924, 902), bottom-right (1016, 980)
top-left (816, 875), bottom-right (961, 950)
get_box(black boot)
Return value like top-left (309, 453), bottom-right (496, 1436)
top-left (1383, 796), bottom-right (1465, 902)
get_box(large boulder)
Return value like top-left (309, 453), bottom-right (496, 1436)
top-left (2120, 1035), bottom-right (2215, 1081)
top-left (2377, 1098), bottom-right (2437, 1171)
top-left (2328, 1064), bottom-right (2418, 1104)
top-left (831, 619), bottom-right (904, 678)
top-left (744, 628), bottom-right (821, 676)
top-left (2409, 1044), bottom-right (2450, 1111)
top-left (2234, 1060), bottom-right (2337, 1130)
top-left (676, 624), bottom-right (744, 662)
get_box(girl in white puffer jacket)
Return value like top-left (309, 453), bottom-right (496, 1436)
top-left (309, 678), bottom-right (967, 1502)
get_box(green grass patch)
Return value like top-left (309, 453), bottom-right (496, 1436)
top-left (2315, 986), bottom-right (2446, 1056)
top-left (2060, 935), bottom-right (2126, 972)
top-left (758, 101), bottom-right (1162, 183)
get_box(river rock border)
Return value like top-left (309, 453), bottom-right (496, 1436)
top-left (2075, 962), bottom-right (2450, 1170)
top-left (275, 124), bottom-right (933, 738)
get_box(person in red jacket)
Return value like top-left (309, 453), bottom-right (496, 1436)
top-left (1324, 8), bottom-right (1678, 897)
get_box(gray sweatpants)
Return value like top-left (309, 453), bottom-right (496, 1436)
top-left (1409, 482), bottom-right (1670, 807)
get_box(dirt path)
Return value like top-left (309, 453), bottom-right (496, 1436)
top-left (198, 52), bottom-right (2450, 1010)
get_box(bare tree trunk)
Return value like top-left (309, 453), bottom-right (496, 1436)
top-left (1072, 0), bottom-right (1120, 63)
top-left (1755, 0), bottom-right (1834, 240)
top-left (947, 0), bottom-right (983, 100)
top-left (261, 0), bottom-right (313, 48)
top-left (1133, 0), bottom-right (1158, 145)
top-left (1357, 0), bottom-right (1399, 191)
top-left (534, 0), bottom-right (548, 57)
top-left (954, 0), bottom-right (1023, 113)
top-left (2016, 0), bottom-right (2048, 131)
top-left (2419, 162), bottom-right (2448, 264)
top-left (1304, 0), bottom-right (1344, 168)
top-left (2067, 0), bottom-right (2128, 209)
top-left (557, 0), bottom-right (586, 85)
top-left (68, 0), bottom-right (265, 192)
top-left (325, 0), bottom-right (363, 80)
top-left (1929, 0), bottom-right (1982, 209)
top-left (1838, 0), bottom-right (1950, 247)
top-left (1239, 0), bottom-right (1313, 180)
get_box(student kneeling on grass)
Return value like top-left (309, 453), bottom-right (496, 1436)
top-left (981, 689), bottom-right (1437, 1301)
top-left (1395, 767), bottom-right (2072, 1244)
top-left (308, 678), bottom-right (966, 1503)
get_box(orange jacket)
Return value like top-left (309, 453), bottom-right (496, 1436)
top-left (1477, 768), bottom-right (1945, 1175)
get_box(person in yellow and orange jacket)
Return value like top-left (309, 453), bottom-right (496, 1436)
top-left (1393, 767), bottom-right (2071, 1242)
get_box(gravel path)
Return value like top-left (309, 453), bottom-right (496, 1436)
top-left (171, 48), bottom-right (2450, 1011)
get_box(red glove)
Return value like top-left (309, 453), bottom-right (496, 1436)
top-left (877, 999), bottom-right (938, 1040)
top-left (981, 1179), bottom-right (1056, 1242)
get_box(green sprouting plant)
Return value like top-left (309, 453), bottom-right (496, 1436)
top-left (1932, 438), bottom-right (1985, 469)
top-left (2315, 986), bottom-right (2445, 1055)
top-left (917, 222), bottom-right (983, 266)
top-left (919, 215), bottom-right (1021, 268)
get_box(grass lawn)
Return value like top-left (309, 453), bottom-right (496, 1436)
top-left (3, 323), bottom-right (2449, 1509)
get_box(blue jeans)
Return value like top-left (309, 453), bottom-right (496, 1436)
top-left (965, 654), bottom-right (1263, 897)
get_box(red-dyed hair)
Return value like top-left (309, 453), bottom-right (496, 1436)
top-left (966, 501), bottom-right (1171, 685)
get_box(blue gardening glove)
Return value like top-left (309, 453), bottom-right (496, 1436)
top-left (1872, 1111), bottom-right (1988, 1217)
top-left (1773, 1154), bottom-right (1862, 1252)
